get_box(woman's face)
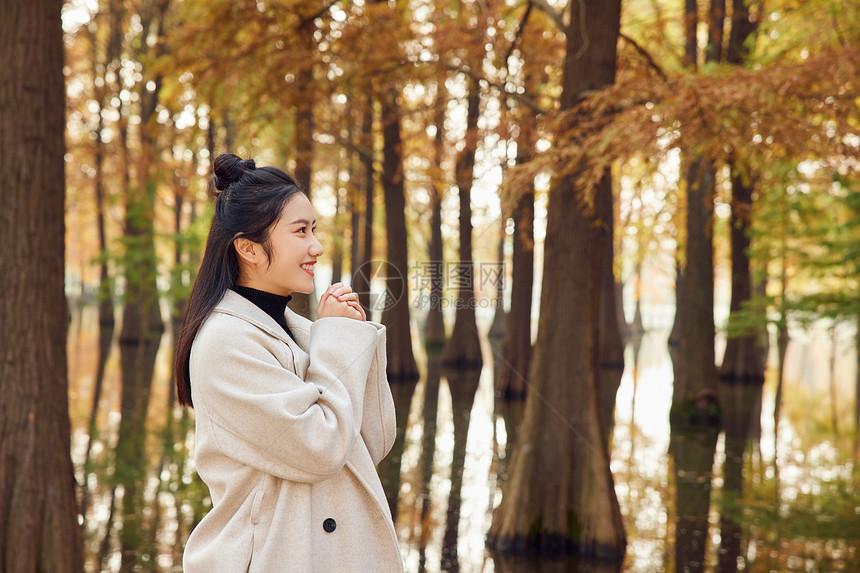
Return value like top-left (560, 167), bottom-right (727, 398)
top-left (240, 193), bottom-right (323, 297)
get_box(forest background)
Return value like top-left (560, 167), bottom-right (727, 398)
top-left (1, 0), bottom-right (859, 571)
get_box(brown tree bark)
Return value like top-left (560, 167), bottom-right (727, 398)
top-left (115, 3), bottom-right (168, 569)
top-left (489, 225), bottom-right (507, 345)
top-left (718, 166), bottom-right (764, 385)
top-left (379, 87), bottom-right (420, 382)
top-left (442, 78), bottom-right (484, 370)
top-left (0, 0), bottom-right (84, 569)
top-left (674, 156), bottom-right (719, 420)
top-left (706, 0), bottom-right (727, 63)
top-left (375, 84), bottom-right (420, 511)
top-left (349, 122), bottom-right (361, 295)
top-left (683, 0), bottom-right (699, 68)
top-left (331, 181), bottom-right (345, 283)
top-left (594, 171), bottom-right (626, 444)
top-left (425, 78), bottom-right (447, 355)
top-left (488, 0), bottom-right (626, 558)
top-left (716, 9), bottom-right (762, 568)
top-left (672, 0), bottom-right (723, 425)
top-left (80, 19), bottom-right (118, 525)
top-left (720, 0), bottom-right (763, 386)
top-left (854, 313), bottom-right (860, 461)
top-left (289, 35), bottom-right (316, 319)
top-left (497, 104), bottom-right (535, 401)
top-left (352, 92), bottom-right (375, 315)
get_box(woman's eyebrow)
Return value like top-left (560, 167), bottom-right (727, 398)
top-left (288, 218), bottom-right (316, 226)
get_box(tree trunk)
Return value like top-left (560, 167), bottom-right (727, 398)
top-left (594, 171), bottom-right (625, 444)
top-left (379, 87), bottom-right (420, 382)
top-left (442, 78), bottom-right (484, 370)
top-left (81, 22), bottom-right (117, 525)
top-left (353, 92), bottom-right (375, 316)
top-left (349, 121), bottom-right (362, 300)
top-left (673, 0), bottom-right (724, 425)
top-left (289, 51), bottom-right (316, 319)
top-left (488, 226), bottom-right (507, 345)
top-left (720, 0), bottom-right (762, 384)
top-left (331, 180), bottom-right (344, 283)
top-left (375, 85), bottom-right (420, 511)
top-left (673, 156), bottom-right (719, 423)
top-left (0, 0), bottom-right (84, 569)
top-left (854, 313), bottom-right (860, 461)
top-left (716, 12), bottom-right (762, 566)
top-left (773, 248), bottom-right (789, 484)
top-left (706, 0), bottom-right (726, 63)
top-left (497, 104), bottom-right (535, 401)
top-left (116, 5), bottom-right (168, 568)
top-left (669, 261), bottom-right (684, 349)
top-left (683, 0), bottom-right (699, 68)
top-left (425, 79), bottom-right (447, 355)
top-left (488, 0), bottom-right (626, 558)
top-left (719, 168), bottom-right (764, 386)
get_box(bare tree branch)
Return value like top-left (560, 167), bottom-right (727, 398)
top-left (619, 32), bottom-right (670, 82)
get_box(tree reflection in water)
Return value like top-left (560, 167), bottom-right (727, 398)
top-left (69, 322), bottom-right (860, 572)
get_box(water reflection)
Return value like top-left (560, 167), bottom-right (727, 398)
top-left (419, 357), bottom-right (443, 573)
top-left (441, 367), bottom-right (481, 572)
top-left (67, 306), bottom-right (860, 572)
top-left (490, 552), bottom-right (623, 573)
top-left (669, 426), bottom-right (719, 573)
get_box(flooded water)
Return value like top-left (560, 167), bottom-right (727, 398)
top-left (67, 304), bottom-right (860, 572)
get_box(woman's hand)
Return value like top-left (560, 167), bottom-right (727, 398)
top-left (317, 283), bottom-right (366, 321)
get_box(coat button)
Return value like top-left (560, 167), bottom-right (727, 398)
top-left (323, 518), bottom-right (336, 533)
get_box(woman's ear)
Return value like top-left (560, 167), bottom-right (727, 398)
top-left (233, 237), bottom-right (259, 266)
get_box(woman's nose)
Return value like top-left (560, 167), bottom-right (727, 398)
top-left (309, 235), bottom-right (324, 257)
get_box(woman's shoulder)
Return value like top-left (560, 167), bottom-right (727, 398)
top-left (194, 310), bottom-right (268, 353)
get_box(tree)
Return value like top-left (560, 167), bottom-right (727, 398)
top-left (114, 2), bottom-right (169, 568)
top-left (374, 5), bottom-right (420, 382)
top-left (496, 35), bottom-right (539, 401)
top-left (673, 0), bottom-right (722, 425)
top-left (0, 0), bottom-right (84, 570)
top-left (717, 3), bottom-right (764, 567)
top-left (488, 0), bottom-right (626, 558)
top-left (441, 75), bottom-right (484, 370)
top-left (424, 73), bottom-right (448, 355)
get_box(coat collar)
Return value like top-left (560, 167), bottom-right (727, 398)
top-left (214, 289), bottom-right (313, 349)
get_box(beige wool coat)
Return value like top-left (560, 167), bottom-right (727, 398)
top-left (183, 290), bottom-right (404, 572)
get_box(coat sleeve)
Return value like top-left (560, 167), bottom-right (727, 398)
top-left (358, 322), bottom-right (397, 465)
top-left (190, 314), bottom-right (379, 483)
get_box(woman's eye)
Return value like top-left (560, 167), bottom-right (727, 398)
top-left (311, 227), bottom-right (317, 235)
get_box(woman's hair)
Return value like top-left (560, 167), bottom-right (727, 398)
top-left (175, 153), bottom-right (304, 407)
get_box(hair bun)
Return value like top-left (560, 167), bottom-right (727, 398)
top-left (213, 153), bottom-right (256, 192)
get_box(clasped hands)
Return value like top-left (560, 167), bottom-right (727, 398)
top-left (317, 283), bottom-right (366, 321)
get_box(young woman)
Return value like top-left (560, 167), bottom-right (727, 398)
top-left (174, 153), bottom-right (403, 572)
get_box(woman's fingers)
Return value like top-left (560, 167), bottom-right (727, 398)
top-left (318, 285), bottom-right (366, 321)
top-left (345, 299), bottom-right (366, 321)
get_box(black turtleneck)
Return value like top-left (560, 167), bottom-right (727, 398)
top-left (231, 285), bottom-right (295, 341)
